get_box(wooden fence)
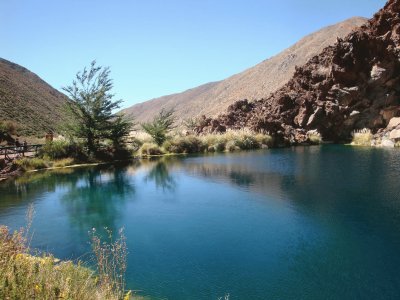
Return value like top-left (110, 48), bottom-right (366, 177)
top-left (0, 144), bottom-right (43, 161)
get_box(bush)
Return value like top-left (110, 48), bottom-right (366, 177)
top-left (39, 140), bottom-right (70, 159)
top-left (138, 143), bottom-right (164, 156)
top-left (141, 109), bottom-right (176, 146)
top-left (163, 136), bottom-right (205, 154)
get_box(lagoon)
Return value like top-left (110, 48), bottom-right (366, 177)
top-left (1, 145), bottom-right (400, 299)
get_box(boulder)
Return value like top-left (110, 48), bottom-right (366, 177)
top-left (381, 138), bottom-right (395, 148)
top-left (370, 64), bottom-right (386, 81)
top-left (389, 128), bottom-right (400, 140)
top-left (387, 117), bottom-right (400, 129)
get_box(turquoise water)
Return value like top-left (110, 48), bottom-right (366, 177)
top-left (1, 145), bottom-right (400, 299)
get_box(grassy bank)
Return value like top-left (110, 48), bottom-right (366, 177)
top-left (137, 129), bottom-right (273, 157)
top-left (3, 130), bottom-right (274, 174)
top-left (0, 207), bottom-right (130, 300)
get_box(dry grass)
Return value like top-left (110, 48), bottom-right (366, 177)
top-left (0, 206), bottom-right (130, 300)
top-left (129, 131), bottom-right (153, 144)
top-left (199, 129), bottom-right (272, 152)
top-left (14, 157), bottom-right (76, 171)
top-left (90, 228), bottom-right (128, 300)
top-left (351, 128), bottom-right (373, 146)
top-left (140, 129), bottom-right (274, 155)
top-left (307, 131), bottom-right (322, 144)
top-left (138, 143), bottom-right (164, 156)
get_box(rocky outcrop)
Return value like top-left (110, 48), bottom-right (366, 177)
top-left (196, 0), bottom-right (400, 146)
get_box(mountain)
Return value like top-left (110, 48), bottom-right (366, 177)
top-left (195, 0), bottom-right (400, 145)
top-left (122, 17), bottom-right (367, 123)
top-left (0, 58), bottom-right (69, 136)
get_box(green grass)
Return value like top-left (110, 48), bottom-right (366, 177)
top-left (14, 157), bottom-right (76, 171)
top-left (14, 157), bottom-right (49, 171)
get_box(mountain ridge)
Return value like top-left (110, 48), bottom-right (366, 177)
top-left (0, 58), bottom-right (69, 136)
top-left (122, 17), bottom-right (367, 123)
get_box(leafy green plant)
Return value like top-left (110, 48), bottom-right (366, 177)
top-left (39, 140), bottom-right (70, 159)
top-left (62, 61), bottom-right (133, 155)
top-left (141, 109), bottom-right (176, 146)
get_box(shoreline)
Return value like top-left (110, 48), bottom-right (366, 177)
top-left (1, 142), bottom-right (399, 182)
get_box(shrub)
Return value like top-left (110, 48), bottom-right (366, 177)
top-left (39, 140), bottom-right (70, 159)
top-left (141, 109), bottom-right (176, 146)
top-left (164, 136), bottom-right (205, 154)
top-left (138, 143), bottom-right (164, 156)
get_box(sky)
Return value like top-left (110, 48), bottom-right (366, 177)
top-left (0, 0), bottom-right (387, 109)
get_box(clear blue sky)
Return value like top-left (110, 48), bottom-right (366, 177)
top-left (0, 0), bottom-right (387, 109)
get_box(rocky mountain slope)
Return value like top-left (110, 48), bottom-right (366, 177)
top-left (122, 17), bottom-right (367, 123)
top-left (0, 58), bottom-right (69, 136)
top-left (196, 0), bottom-right (400, 146)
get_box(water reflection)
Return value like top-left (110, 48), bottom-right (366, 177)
top-left (61, 164), bottom-right (135, 232)
top-left (1, 147), bottom-right (400, 299)
top-left (144, 160), bottom-right (176, 192)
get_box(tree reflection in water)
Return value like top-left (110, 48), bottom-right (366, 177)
top-left (145, 160), bottom-right (176, 192)
top-left (61, 163), bottom-right (136, 233)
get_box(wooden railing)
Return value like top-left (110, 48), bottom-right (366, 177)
top-left (0, 144), bottom-right (43, 161)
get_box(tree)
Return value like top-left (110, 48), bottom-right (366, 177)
top-left (107, 114), bottom-right (134, 150)
top-left (141, 108), bottom-right (176, 146)
top-left (62, 61), bottom-right (132, 154)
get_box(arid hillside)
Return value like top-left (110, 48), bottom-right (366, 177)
top-left (0, 58), bottom-right (69, 136)
top-left (195, 0), bottom-right (400, 146)
top-left (122, 17), bottom-right (367, 123)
